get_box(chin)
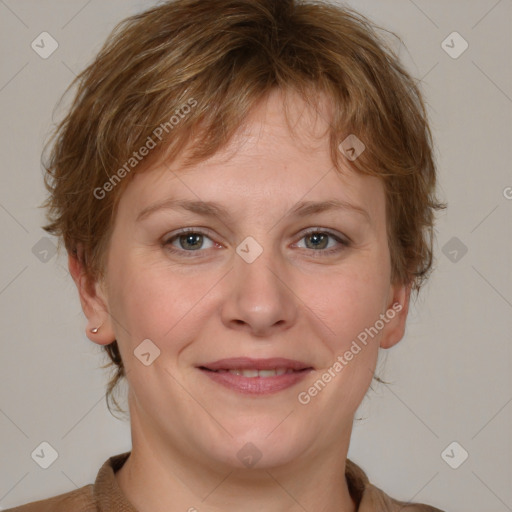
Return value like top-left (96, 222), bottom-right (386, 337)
top-left (199, 420), bottom-right (310, 470)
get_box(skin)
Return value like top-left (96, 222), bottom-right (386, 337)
top-left (70, 89), bottom-right (411, 512)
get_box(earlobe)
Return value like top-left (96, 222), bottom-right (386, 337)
top-left (68, 251), bottom-right (116, 346)
top-left (379, 282), bottom-right (412, 350)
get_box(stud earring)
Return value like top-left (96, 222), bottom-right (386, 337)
top-left (90, 326), bottom-right (100, 334)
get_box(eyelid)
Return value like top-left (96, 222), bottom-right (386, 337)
top-left (163, 227), bottom-right (219, 244)
top-left (297, 227), bottom-right (351, 245)
top-left (162, 227), bottom-right (349, 245)
top-left (163, 226), bottom-right (218, 242)
top-left (162, 226), bottom-right (351, 259)
top-left (291, 227), bottom-right (350, 257)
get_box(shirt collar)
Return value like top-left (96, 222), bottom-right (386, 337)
top-left (94, 451), bottom-right (376, 511)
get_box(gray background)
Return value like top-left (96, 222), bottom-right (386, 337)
top-left (0, 0), bottom-right (511, 510)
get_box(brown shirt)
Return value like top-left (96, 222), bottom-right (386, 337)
top-left (5, 452), bottom-right (444, 511)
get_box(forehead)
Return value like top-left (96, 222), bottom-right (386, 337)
top-left (116, 89), bottom-right (385, 229)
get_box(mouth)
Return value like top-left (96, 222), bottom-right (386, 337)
top-left (197, 357), bottom-right (314, 395)
top-left (200, 367), bottom-right (309, 377)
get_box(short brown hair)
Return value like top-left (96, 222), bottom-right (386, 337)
top-left (42, 0), bottom-right (446, 416)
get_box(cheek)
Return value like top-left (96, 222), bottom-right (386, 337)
top-left (298, 267), bottom-right (388, 422)
top-left (106, 254), bottom-right (220, 350)
top-left (313, 252), bottom-right (391, 405)
top-left (306, 258), bottom-right (390, 351)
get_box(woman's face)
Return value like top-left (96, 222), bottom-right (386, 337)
top-left (86, 89), bottom-right (409, 469)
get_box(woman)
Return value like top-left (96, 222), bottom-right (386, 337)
top-left (6, 0), bottom-right (446, 510)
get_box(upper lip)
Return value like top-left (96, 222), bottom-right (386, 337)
top-left (199, 357), bottom-right (313, 371)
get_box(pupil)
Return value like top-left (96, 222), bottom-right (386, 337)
top-left (177, 233), bottom-right (328, 251)
top-left (307, 233), bottom-right (327, 249)
top-left (181, 234), bottom-right (202, 250)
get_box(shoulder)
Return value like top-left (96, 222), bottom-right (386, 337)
top-left (364, 482), bottom-right (445, 512)
top-left (3, 452), bottom-right (132, 512)
top-left (346, 459), bottom-right (445, 512)
top-left (2, 484), bottom-right (96, 512)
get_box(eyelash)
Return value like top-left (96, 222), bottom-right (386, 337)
top-left (162, 227), bottom-right (351, 259)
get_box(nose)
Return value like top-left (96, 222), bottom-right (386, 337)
top-left (220, 245), bottom-right (298, 337)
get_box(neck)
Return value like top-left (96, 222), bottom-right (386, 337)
top-left (116, 418), bottom-right (357, 512)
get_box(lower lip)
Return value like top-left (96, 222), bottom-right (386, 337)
top-left (199, 369), bottom-right (312, 395)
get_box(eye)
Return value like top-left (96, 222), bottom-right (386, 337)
top-left (294, 229), bottom-right (350, 256)
top-left (163, 228), bottom-right (218, 257)
top-left (162, 227), bottom-right (350, 259)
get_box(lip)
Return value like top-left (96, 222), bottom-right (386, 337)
top-left (197, 357), bottom-right (314, 395)
top-left (199, 357), bottom-right (312, 371)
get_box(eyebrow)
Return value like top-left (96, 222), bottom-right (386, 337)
top-left (136, 198), bottom-right (371, 224)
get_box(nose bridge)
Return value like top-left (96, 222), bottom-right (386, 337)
top-left (221, 238), bottom-right (296, 335)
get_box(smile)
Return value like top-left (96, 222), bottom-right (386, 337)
top-left (204, 367), bottom-right (301, 378)
top-left (197, 357), bottom-right (314, 394)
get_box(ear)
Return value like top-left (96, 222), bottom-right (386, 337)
top-left (68, 249), bottom-right (116, 346)
top-left (379, 281), bottom-right (412, 350)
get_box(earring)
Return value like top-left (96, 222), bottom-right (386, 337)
top-left (90, 326), bottom-right (100, 334)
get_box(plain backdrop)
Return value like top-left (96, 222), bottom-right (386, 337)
top-left (0, 1), bottom-right (511, 511)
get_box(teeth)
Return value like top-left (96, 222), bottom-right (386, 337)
top-left (229, 369), bottom-right (258, 377)
top-left (225, 368), bottom-right (295, 378)
top-left (258, 369), bottom-right (279, 378)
